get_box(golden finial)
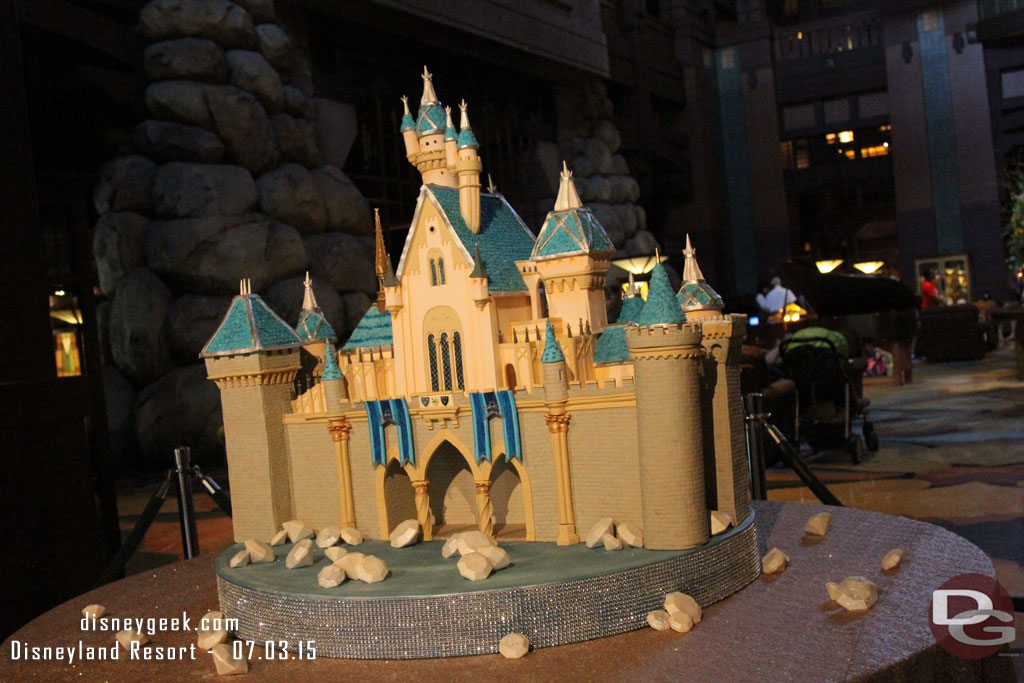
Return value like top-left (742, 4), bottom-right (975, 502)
top-left (487, 174), bottom-right (497, 193)
top-left (401, 95), bottom-right (410, 116)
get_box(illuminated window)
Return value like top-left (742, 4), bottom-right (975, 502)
top-left (838, 130), bottom-right (854, 143)
top-left (860, 145), bottom-right (889, 158)
top-left (844, 149), bottom-right (856, 159)
top-left (826, 133), bottom-right (837, 144)
top-left (879, 124), bottom-right (892, 131)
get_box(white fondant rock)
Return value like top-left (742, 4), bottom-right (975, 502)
top-left (616, 522), bottom-right (643, 548)
top-left (476, 544), bottom-right (511, 570)
top-left (228, 550), bottom-right (250, 568)
top-left (316, 526), bottom-right (341, 548)
top-left (882, 549), bottom-right (903, 570)
top-left (116, 629), bottom-right (148, 650)
top-left (457, 530), bottom-right (496, 556)
top-left (324, 546), bottom-right (348, 563)
top-left (828, 577), bottom-right (878, 611)
top-left (197, 622), bottom-right (228, 651)
top-left (285, 539), bottom-right (314, 569)
top-left (211, 642), bottom-right (248, 675)
top-left (669, 610), bottom-right (694, 633)
top-left (457, 552), bottom-right (494, 581)
top-left (389, 519), bottom-right (421, 548)
top-left (340, 527), bottom-right (363, 545)
top-left (499, 632), bottom-right (530, 659)
top-left (82, 604), bottom-right (106, 620)
top-left (283, 519), bottom-right (314, 543)
top-left (601, 533), bottom-right (623, 551)
top-left (318, 564), bottom-right (346, 588)
top-left (244, 539), bottom-right (275, 563)
top-left (585, 517), bottom-right (615, 548)
top-left (664, 592), bottom-right (701, 625)
top-left (337, 552), bottom-right (366, 579)
top-left (710, 510), bottom-right (733, 535)
top-left (269, 529), bottom-right (288, 546)
top-left (441, 534), bottom-right (462, 559)
top-left (761, 547), bottom-right (789, 574)
top-left (646, 610), bottom-right (671, 631)
top-left (805, 512), bottom-right (833, 537)
top-left (355, 555), bottom-right (389, 583)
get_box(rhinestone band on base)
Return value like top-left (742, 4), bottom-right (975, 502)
top-left (217, 514), bottom-right (760, 659)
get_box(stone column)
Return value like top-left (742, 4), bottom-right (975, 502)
top-left (545, 412), bottom-right (579, 545)
top-left (474, 481), bottom-right (494, 536)
top-left (412, 479), bottom-right (434, 540)
top-left (327, 418), bottom-right (356, 529)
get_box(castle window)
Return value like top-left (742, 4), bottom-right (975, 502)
top-left (428, 333), bottom-right (439, 391)
top-left (440, 332), bottom-right (453, 390)
top-left (438, 258), bottom-right (446, 285)
top-left (453, 332), bottom-right (465, 389)
top-left (430, 259), bottom-right (438, 286)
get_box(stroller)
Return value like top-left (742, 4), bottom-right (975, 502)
top-left (779, 335), bottom-right (879, 464)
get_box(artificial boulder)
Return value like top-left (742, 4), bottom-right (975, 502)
top-left (272, 113), bottom-right (319, 166)
top-left (166, 294), bottom-right (233, 361)
top-left (151, 162), bottom-right (257, 218)
top-left (135, 120), bottom-right (225, 163)
top-left (257, 163), bottom-right (327, 233)
top-left (145, 80), bottom-right (214, 129)
top-left (311, 165), bottom-right (372, 234)
top-left (93, 211), bottom-right (147, 297)
top-left (233, 0), bottom-right (276, 23)
top-left (144, 213), bottom-right (306, 294)
top-left (139, 0), bottom-right (255, 48)
top-left (205, 84), bottom-right (279, 172)
top-left (134, 363), bottom-right (222, 464)
top-left (109, 267), bottom-right (174, 384)
top-left (303, 232), bottom-right (377, 294)
top-left (255, 23), bottom-right (294, 73)
top-left (94, 156), bottom-right (155, 215)
top-left (225, 49), bottom-right (284, 111)
top-left (143, 37), bottom-right (227, 83)
top-left (263, 275), bottom-right (343, 335)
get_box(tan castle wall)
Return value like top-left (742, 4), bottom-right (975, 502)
top-left (284, 421), bottom-right (339, 529)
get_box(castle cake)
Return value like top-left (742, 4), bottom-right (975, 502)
top-left (205, 69), bottom-right (758, 658)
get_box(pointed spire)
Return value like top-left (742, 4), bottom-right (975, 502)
top-left (470, 243), bottom-right (488, 279)
top-left (638, 263), bottom-right (687, 326)
top-left (400, 95), bottom-right (414, 131)
top-left (322, 339), bottom-right (342, 381)
top-left (682, 233), bottom-right (706, 283)
top-left (553, 160), bottom-right (583, 211)
top-left (420, 66), bottom-right (438, 106)
top-left (541, 320), bottom-right (565, 364)
top-left (444, 105), bottom-right (457, 140)
top-left (457, 100), bottom-right (478, 148)
top-left (487, 174), bottom-right (497, 193)
top-left (374, 208), bottom-right (390, 312)
top-left (626, 272), bottom-right (638, 298)
top-left (301, 271), bottom-right (318, 310)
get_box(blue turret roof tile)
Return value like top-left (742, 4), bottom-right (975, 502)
top-left (637, 264), bottom-right (687, 326)
top-left (616, 295), bottom-right (644, 324)
top-left (417, 104), bottom-right (447, 134)
top-left (593, 324), bottom-right (630, 364)
top-left (532, 208), bottom-right (615, 259)
top-left (541, 320), bottom-right (565, 363)
top-left (400, 113), bottom-right (415, 131)
top-left (201, 293), bottom-right (302, 357)
top-left (296, 308), bottom-right (337, 343)
top-left (322, 339), bottom-right (342, 380)
top-left (342, 305), bottom-right (393, 350)
top-left (457, 127), bottom-right (479, 148)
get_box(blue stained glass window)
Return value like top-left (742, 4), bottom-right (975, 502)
top-left (428, 333), bottom-right (439, 391)
top-left (453, 332), bottom-right (464, 390)
top-left (440, 332), bottom-right (452, 391)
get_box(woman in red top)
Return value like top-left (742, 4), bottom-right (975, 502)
top-left (920, 268), bottom-right (938, 308)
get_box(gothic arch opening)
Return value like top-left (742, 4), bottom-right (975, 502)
top-left (489, 457), bottom-right (526, 541)
top-left (425, 440), bottom-right (477, 536)
top-left (381, 459), bottom-right (416, 535)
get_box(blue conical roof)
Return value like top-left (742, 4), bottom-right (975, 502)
top-left (617, 295), bottom-right (644, 324)
top-left (322, 339), bottom-right (342, 381)
top-left (296, 308), bottom-right (337, 342)
top-left (637, 264), bottom-right (686, 326)
top-left (541, 320), bottom-right (565, 364)
top-left (201, 292), bottom-right (302, 357)
top-left (532, 208), bottom-right (615, 259)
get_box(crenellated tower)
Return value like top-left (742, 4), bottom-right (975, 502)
top-left (625, 264), bottom-right (709, 549)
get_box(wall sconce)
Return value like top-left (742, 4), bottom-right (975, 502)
top-left (816, 259), bottom-right (843, 273)
top-left (853, 261), bottom-right (884, 274)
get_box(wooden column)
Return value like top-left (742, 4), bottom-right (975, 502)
top-left (545, 412), bottom-right (579, 545)
top-left (327, 418), bottom-right (356, 529)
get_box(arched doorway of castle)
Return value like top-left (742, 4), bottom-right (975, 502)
top-left (425, 440), bottom-right (479, 537)
top-left (489, 457), bottom-right (534, 541)
top-left (380, 458), bottom-right (417, 535)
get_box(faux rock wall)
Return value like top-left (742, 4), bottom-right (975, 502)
top-left (555, 80), bottom-right (659, 259)
top-left (93, 0), bottom-right (376, 468)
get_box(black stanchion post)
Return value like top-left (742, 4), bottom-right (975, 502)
top-left (744, 393), bottom-right (768, 501)
top-left (174, 447), bottom-right (200, 558)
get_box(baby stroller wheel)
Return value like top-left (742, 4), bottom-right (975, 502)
top-left (846, 435), bottom-right (863, 464)
top-left (864, 425), bottom-right (879, 452)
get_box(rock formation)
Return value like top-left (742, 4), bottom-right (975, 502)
top-left (93, 0), bottom-right (376, 467)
